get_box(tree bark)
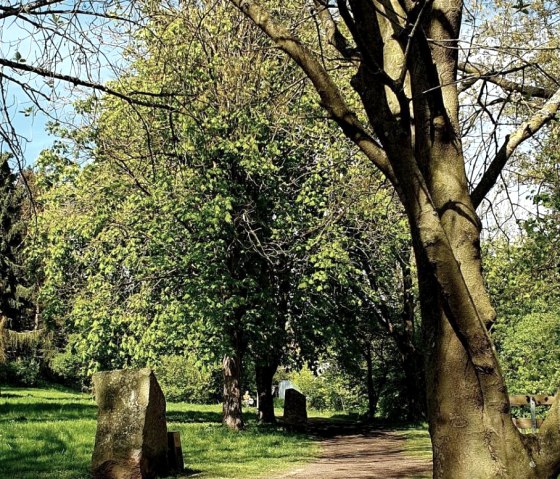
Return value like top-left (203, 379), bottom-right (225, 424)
top-left (255, 362), bottom-right (278, 424)
top-left (222, 353), bottom-right (244, 431)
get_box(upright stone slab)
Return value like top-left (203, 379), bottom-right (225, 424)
top-left (283, 388), bottom-right (307, 427)
top-left (92, 368), bottom-right (169, 479)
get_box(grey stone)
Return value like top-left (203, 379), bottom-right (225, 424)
top-left (283, 388), bottom-right (307, 426)
top-left (92, 368), bottom-right (169, 479)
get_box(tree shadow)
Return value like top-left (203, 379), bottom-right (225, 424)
top-left (166, 410), bottom-right (223, 424)
top-left (0, 429), bottom-right (91, 478)
top-left (0, 401), bottom-right (97, 422)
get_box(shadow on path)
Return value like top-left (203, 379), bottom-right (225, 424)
top-left (275, 420), bottom-right (432, 479)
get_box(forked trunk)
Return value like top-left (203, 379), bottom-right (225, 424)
top-left (255, 362), bottom-right (277, 424)
top-left (222, 354), bottom-right (244, 430)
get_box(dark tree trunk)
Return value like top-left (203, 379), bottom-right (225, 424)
top-left (364, 344), bottom-right (378, 419)
top-left (255, 362), bottom-right (278, 424)
top-left (396, 252), bottom-right (426, 421)
top-left (400, 345), bottom-right (425, 422)
top-left (222, 353), bottom-right (244, 430)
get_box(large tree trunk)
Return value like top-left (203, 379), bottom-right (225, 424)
top-left (364, 344), bottom-right (378, 419)
top-left (255, 362), bottom-right (278, 424)
top-left (222, 353), bottom-right (244, 431)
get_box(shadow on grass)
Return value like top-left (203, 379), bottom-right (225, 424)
top-left (166, 410), bottom-right (223, 424)
top-left (0, 401), bottom-right (97, 422)
top-left (0, 429), bottom-right (91, 478)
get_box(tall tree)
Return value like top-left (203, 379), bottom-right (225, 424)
top-left (226, 0), bottom-right (560, 476)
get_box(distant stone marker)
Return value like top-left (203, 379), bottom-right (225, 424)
top-left (278, 380), bottom-right (297, 400)
top-left (283, 388), bottom-right (307, 428)
top-left (91, 368), bottom-right (169, 479)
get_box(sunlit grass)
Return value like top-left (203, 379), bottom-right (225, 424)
top-left (401, 426), bottom-right (432, 479)
top-left (0, 386), bottom-right (318, 479)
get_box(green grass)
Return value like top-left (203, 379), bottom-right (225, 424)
top-left (401, 425), bottom-right (432, 459)
top-left (401, 426), bottom-right (432, 479)
top-left (0, 386), bottom-right (318, 479)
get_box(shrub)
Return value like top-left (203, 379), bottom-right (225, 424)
top-left (153, 354), bottom-right (221, 403)
top-left (496, 310), bottom-right (560, 395)
top-left (7, 357), bottom-right (41, 386)
top-left (49, 349), bottom-right (84, 388)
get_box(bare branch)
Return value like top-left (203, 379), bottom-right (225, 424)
top-left (471, 87), bottom-right (560, 208)
top-left (0, 0), bottom-right (64, 19)
top-left (459, 61), bottom-right (555, 99)
top-left (0, 57), bottom-right (177, 111)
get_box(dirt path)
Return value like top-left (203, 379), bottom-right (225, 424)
top-left (276, 431), bottom-right (432, 479)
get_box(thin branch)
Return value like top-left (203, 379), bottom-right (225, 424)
top-left (0, 0), bottom-right (64, 19)
top-left (0, 58), bottom-right (177, 111)
top-left (458, 62), bottom-right (555, 99)
top-left (471, 87), bottom-right (560, 208)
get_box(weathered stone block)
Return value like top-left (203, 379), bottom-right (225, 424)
top-left (283, 388), bottom-right (307, 426)
top-left (92, 368), bottom-right (169, 479)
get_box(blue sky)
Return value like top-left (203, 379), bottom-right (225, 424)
top-left (1, 8), bottom-right (126, 166)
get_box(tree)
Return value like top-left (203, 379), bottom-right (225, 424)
top-left (0, 154), bottom-right (42, 388)
top-left (33, 0), bottom-right (374, 431)
top-left (485, 126), bottom-right (560, 397)
top-left (0, 155), bottom-right (25, 322)
top-left (226, 0), bottom-right (560, 476)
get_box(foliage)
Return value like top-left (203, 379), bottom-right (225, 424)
top-left (2, 356), bottom-right (41, 386)
top-left (32, 0), bottom-right (376, 401)
top-left (286, 364), bottom-right (363, 412)
top-left (49, 344), bottom-right (86, 388)
top-left (495, 310), bottom-right (560, 395)
top-left (485, 129), bottom-right (560, 396)
top-left (153, 354), bottom-right (221, 403)
top-left (0, 155), bottom-right (35, 330)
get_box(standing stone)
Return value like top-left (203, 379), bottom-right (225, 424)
top-left (92, 368), bottom-right (169, 479)
top-left (283, 388), bottom-right (307, 427)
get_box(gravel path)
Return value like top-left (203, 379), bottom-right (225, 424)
top-left (275, 431), bottom-right (432, 479)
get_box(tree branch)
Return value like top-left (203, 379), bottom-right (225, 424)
top-left (471, 87), bottom-right (560, 208)
top-left (0, 57), bottom-right (177, 112)
top-left (0, 0), bottom-right (63, 19)
top-left (311, 0), bottom-right (360, 61)
top-left (458, 62), bottom-right (555, 99)
top-left (230, 0), bottom-right (396, 186)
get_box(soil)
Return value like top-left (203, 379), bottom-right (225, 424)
top-left (275, 420), bottom-right (432, 479)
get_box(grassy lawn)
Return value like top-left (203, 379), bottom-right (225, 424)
top-left (0, 386), bottom-right (318, 479)
top-left (401, 426), bottom-right (432, 479)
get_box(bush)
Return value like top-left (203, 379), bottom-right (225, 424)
top-left (5, 357), bottom-right (41, 386)
top-left (153, 354), bottom-right (221, 403)
top-left (49, 349), bottom-right (84, 388)
top-left (496, 310), bottom-right (560, 395)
